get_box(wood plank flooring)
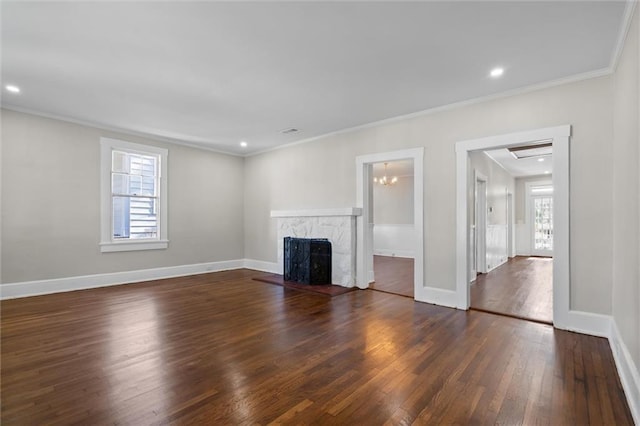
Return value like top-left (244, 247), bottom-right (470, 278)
top-left (1, 269), bottom-right (632, 425)
top-left (471, 256), bottom-right (553, 324)
top-left (370, 255), bottom-right (414, 297)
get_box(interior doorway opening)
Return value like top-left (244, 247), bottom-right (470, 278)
top-left (355, 148), bottom-right (424, 302)
top-left (369, 160), bottom-right (415, 298)
top-left (455, 125), bottom-right (571, 329)
top-left (467, 147), bottom-right (554, 323)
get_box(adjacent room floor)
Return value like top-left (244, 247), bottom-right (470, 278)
top-left (470, 256), bottom-right (553, 324)
top-left (1, 268), bottom-right (632, 425)
top-left (369, 255), bottom-right (414, 298)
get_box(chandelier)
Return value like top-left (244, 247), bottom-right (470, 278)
top-left (373, 162), bottom-right (398, 186)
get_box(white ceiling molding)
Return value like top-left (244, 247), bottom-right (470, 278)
top-left (610, 1), bottom-right (638, 72)
top-left (0, 104), bottom-right (243, 157)
top-left (247, 67), bottom-right (611, 158)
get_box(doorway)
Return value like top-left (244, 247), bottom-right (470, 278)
top-left (355, 148), bottom-right (424, 301)
top-left (467, 149), bottom-right (554, 323)
top-left (473, 172), bottom-right (488, 277)
top-left (530, 184), bottom-right (554, 257)
top-left (369, 160), bottom-right (415, 298)
top-left (455, 125), bottom-right (571, 329)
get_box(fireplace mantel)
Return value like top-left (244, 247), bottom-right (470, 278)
top-left (271, 208), bottom-right (362, 218)
top-left (272, 208), bottom-right (361, 287)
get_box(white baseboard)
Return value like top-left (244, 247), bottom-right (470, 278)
top-left (610, 320), bottom-right (640, 425)
top-left (0, 259), bottom-right (245, 300)
top-left (560, 310), bottom-right (612, 338)
top-left (243, 259), bottom-right (279, 274)
top-left (486, 256), bottom-right (508, 273)
top-left (416, 286), bottom-right (458, 309)
top-left (373, 249), bottom-right (414, 258)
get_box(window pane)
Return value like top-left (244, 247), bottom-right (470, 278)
top-left (112, 173), bottom-right (129, 195)
top-left (111, 174), bottom-right (155, 196)
top-left (112, 196), bottom-right (158, 240)
top-left (112, 151), bottom-right (129, 173)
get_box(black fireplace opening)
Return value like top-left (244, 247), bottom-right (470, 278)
top-left (283, 237), bottom-right (332, 285)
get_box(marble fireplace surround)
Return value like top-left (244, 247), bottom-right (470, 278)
top-left (271, 208), bottom-right (362, 287)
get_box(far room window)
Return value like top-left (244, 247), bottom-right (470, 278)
top-left (100, 138), bottom-right (168, 252)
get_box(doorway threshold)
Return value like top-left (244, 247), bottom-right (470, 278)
top-left (368, 287), bottom-right (414, 299)
top-left (469, 306), bottom-right (553, 326)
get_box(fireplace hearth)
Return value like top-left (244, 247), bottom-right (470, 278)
top-left (284, 237), bottom-right (332, 285)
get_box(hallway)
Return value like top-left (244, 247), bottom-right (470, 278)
top-left (470, 256), bottom-right (552, 324)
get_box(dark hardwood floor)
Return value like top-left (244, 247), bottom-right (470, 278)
top-left (471, 256), bottom-right (553, 324)
top-left (1, 269), bottom-right (632, 425)
top-left (370, 255), bottom-right (414, 297)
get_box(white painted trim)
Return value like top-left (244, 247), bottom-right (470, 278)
top-left (100, 137), bottom-right (169, 252)
top-left (243, 259), bottom-right (279, 274)
top-left (373, 249), bottom-right (414, 258)
top-left (564, 310), bottom-right (612, 338)
top-left (455, 125), bottom-right (571, 319)
top-left (420, 287), bottom-right (458, 309)
top-left (100, 240), bottom-right (169, 252)
top-left (0, 259), bottom-right (245, 300)
top-left (247, 69), bottom-right (610, 159)
top-left (270, 208), bottom-right (362, 218)
top-left (1, 105), bottom-right (244, 157)
top-left (610, 319), bottom-right (640, 425)
top-left (356, 148), bottom-right (424, 298)
top-left (474, 171), bottom-right (488, 275)
top-left (3, 62), bottom-right (616, 161)
top-left (485, 257), bottom-right (508, 273)
top-left (610, 1), bottom-right (638, 72)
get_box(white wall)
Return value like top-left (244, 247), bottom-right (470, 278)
top-left (612, 3), bottom-right (640, 409)
top-left (244, 75), bottom-right (614, 314)
top-left (373, 175), bottom-right (413, 224)
top-left (1, 109), bottom-right (245, 284)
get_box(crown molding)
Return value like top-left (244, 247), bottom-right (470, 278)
top-left (247, 67), bottom-right (611, 158)
top-left (0, 104), bottom-right (243, 157)
top-left (610, 1), bottom-right (638, 73)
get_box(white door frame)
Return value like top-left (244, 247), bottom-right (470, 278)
top-left (474, 172), bottom-right (488, 275)
top-left (507, 192), bottom-right (514, 258)
top-left (355, 148), bottom-right (424, 300)
top-left (455, 125), bottom-right (570, 329)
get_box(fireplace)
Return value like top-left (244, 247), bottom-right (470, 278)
top-left (283, 237), bottom-right (332, 285)
top-left (271, 208), bottom-right (362, 287)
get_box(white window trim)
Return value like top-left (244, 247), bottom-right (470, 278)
top-left (100, 137), bottom-right (168, 252)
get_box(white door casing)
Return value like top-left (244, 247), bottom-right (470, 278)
top-left (355, 148), bottom-right (424, 300)
top-left (455, 125), bottom-right (570, 329)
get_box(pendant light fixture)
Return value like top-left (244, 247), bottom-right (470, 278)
top-left (373, 162), bottom-right (398, 186)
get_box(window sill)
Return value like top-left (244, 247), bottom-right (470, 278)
top-left (100, 240), bottom-right (169, 253)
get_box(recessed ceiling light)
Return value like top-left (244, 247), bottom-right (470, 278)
top-left (538, 158), bottom-right (545, 162)
top-left (5, 84), bottom-right (20, 93)
top-left (544, 171), bottom-right (550, 174)
top-left (240, 141), bottom-right (248, 148)
top-left (490, 67), bottom-right (504, 78)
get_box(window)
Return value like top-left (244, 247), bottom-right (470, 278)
top-left (100, 138), bottom-right (168, 252)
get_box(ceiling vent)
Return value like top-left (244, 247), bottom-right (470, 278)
top-left (281, 128), bottom-right (299, 134)
top-left (508, 141), bottom-right (552, 159)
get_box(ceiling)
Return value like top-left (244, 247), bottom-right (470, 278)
top-left (1, 2), bottom-right (631, 156)
top-left (484, 147), bottom-right (552, 177)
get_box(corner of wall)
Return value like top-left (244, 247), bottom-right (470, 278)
top-left (610, 319), bottom-right (640, 425)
